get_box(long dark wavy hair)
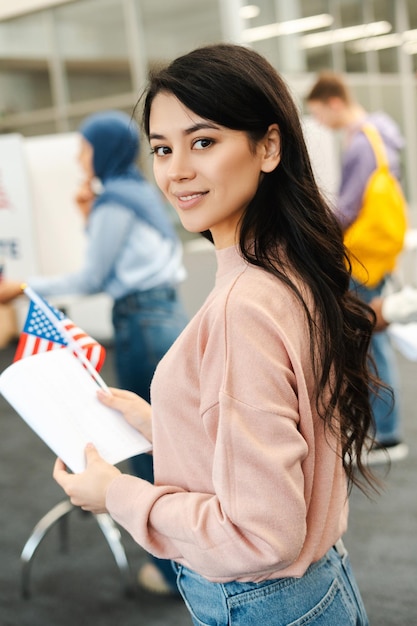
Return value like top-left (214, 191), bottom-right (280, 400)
top-left (140, 43), bottom-right (381, 492)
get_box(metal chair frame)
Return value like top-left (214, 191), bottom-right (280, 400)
top-left (20, 499), bottom-right (135, 598)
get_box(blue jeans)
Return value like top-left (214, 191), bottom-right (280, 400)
top-left (112, 286), bottom-right (188, 401)
top-left (350, 277), bottom-right (401, 444)
top-left (172, 543), bottom-right (369, 626)
top-left (113, 286), bottom-right (188, 588)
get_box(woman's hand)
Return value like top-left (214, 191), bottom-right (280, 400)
top-left (97, 388), bottom-right (153, 443)
top-left (0, 280), bottom-right (24, 304)
top-left (370, 296), bottom-right (388, 332)
top-left (53, 444), bottom-right (121, 514)
top-left (74, 180), bottom-right (95, 221)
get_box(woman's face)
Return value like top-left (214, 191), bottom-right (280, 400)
top-left (149, 92), bottom-right (279, 248)
top-left (77, 137), bottom-right (95, 180)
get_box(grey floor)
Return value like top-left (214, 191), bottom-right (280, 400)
top-left (1, 341), bottom-right (416, 626)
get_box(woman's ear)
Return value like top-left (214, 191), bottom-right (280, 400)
top-left (261, 124), bottom-right (281, 173)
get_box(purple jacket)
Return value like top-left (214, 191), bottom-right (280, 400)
top-left (337, 112), bottom-right (405, 230)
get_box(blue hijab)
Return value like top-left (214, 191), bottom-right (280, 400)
top-left (79, 110), bottom-right (176, 241)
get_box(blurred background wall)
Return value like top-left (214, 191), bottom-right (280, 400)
top-left (0, 0), bottom-right (416, 210)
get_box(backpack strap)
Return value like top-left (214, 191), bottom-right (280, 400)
top-left (361, 123), bottom-right (389, 169)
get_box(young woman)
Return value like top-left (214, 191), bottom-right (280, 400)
top-left (53, 45), bottom-right (378, 625)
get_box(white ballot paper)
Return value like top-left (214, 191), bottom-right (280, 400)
top-left (0, 349), bottom-right (152, 473)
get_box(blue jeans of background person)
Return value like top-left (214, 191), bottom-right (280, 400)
top-left (351, 277), bottom-right (401, 444)
top-left (172, 542), bottom-right (369, 625)
top-left (113, 286), bottom-right (188, 589)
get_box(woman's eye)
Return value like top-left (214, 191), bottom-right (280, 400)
top-left (152, 146), bottom-right (171, 156)
top-left (193, 138), bottom-right (213, 150)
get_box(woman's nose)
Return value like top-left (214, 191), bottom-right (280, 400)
top-left (167, 150), bottom-right (195, 182)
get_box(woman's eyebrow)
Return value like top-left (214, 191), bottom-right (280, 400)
top-left (149, 121), bottom-right (220, 141)
top-left (184, 122), bottom-right (220, 135)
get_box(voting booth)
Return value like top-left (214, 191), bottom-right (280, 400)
top-left (0, 133), bottom-right (40, 347)
top-left (0, 132), bottom-right (113, 345)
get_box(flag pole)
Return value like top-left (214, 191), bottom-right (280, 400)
top-left (22, 284), bottom-right (110, 392)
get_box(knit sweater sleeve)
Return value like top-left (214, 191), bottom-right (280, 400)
top-left (106, 270), bottom-right (316, 582)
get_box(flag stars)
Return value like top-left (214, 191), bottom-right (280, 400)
top-left (23, 302), bottom-right (66, 344)
top-left (28, 319), bottom-right (59, 339)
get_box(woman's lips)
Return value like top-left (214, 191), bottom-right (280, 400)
top-left (175, 191), bottom-right (208, 208)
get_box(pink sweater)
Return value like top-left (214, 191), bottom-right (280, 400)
top-left (106, 245), bottom-right (348, 583)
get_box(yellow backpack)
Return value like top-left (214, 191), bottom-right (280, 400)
top-left (344, 124), bottom-right (408, 287)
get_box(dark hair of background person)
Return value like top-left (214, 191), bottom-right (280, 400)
top-left (306, 70), bottom-right (353, 104)
top-left (138, 43), bottom-right (381, 493)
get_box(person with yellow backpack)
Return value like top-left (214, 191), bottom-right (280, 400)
top-left (307, 71), bottom-right (409, 465)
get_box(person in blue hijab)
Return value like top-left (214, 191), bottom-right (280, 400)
top-left (1, 110), bottom-right (188, 594)
top-left (78, 110), bottom-right (177, 241)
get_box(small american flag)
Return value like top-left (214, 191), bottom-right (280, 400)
top-left (14, 297), bottom-right (106, 372)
